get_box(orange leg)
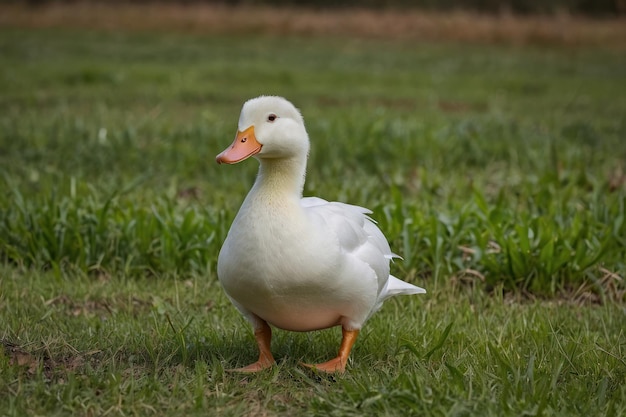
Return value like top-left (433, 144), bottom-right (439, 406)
top-left (230, 320), bottom-right (275, 373)
top-left (302, 328), bottom-right (360, 374)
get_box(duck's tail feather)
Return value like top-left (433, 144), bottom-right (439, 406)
top-left (382, 275), bottom-right (426, 299)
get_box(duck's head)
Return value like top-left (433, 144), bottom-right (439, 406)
top-left (216, 96), bottom-right (309, 164)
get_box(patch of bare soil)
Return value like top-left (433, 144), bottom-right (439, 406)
top-left (1, 3), bottom-right (625, 48)
top-left (1, 340), bottom-right (41, 375)
top-left (1, 339), bottom-right (97, 380)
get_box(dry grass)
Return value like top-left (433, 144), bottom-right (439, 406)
top-left (1, 2), bottom-right (625, 48)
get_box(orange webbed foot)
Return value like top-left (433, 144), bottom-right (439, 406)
top-left (229, 319), bottom-right (275, 373)
top-left (228, 358), bottom-right (275, 373)
top-left (300, 356), bottom-right (346, 374)
top-left (300, 327), bottom-right (359, 374)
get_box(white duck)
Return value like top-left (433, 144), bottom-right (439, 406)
top-left (216, 96), bottom-right (425, 373)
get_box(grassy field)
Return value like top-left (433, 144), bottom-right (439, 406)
top-left (1, 6), bottom-right (625, 416)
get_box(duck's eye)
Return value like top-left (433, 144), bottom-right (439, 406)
top-left (267, 114), bottom-right (277, 122)
top-left (241, 137), bottom-right (247, 143)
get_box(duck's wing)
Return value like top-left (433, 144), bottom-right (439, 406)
top-left (301, 197), bottom-right (393, 292)
top-left (301, 197), bottom-right (426, 299)
top-left (301, 197), bottom-right (398, 256)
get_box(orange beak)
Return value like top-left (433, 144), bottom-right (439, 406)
top-left (216, 126), bottom-right (262, 164)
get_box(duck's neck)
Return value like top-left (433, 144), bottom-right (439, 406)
top-left (249, 155), bottom-right (308, 203)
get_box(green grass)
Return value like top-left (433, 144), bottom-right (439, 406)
top-left (0, 27), bottom-right (625, 416)
top-left (2, 268), bottom-right (624, 416)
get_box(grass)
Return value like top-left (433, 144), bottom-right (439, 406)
top-left (0, 8), bottom-right (625, 416)
top-left (2, 268), bottom-right (625, 416)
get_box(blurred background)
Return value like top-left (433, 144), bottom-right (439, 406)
top-left (7, 0), bottom-right (626, 16)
